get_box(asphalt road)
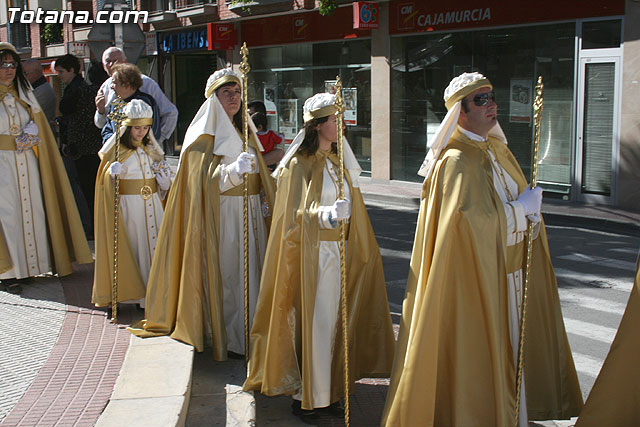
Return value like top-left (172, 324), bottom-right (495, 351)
top-left (366, 201), bottom-right (640, 400)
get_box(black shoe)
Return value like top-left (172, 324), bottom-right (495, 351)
top-left (317, 401), bottom-right (344, 417)
top-left (291, 400), bottom-right (318, 424)
top-left (227, 351), bottom-right (245, 360)
top-left (106, 307), bottom-right (113, 319)
top-left (0, 280), bottom-right (23, 295)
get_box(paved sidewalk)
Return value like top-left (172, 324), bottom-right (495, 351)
top-left (0, 263), bottom-right (141, 427)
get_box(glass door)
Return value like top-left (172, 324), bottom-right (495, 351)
top-left (574, 56), bottom-right (620, 204)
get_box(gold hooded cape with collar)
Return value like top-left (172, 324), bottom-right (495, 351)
top-left (382, 129), bottom-right (583, 426)
top-left (243, 150), bottom-right (395, 410)
top-left (91, 140), bottom-right (164, 306)
top-left (0, 84), bottom-right (92, 276)
top-left (576, 257), bottom-right (640, 427)
top-left (128, 134), bottom-right (275, 360)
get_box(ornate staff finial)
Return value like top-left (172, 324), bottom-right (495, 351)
top-left (335, 78), bottom-right (345, 114)
top-left (240, 42), bottom-right (251, 76)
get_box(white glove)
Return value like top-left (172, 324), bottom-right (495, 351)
top-left (230, 152), bottom-right (256, 175)
top-left (517, 186), bottom-right (542, 217)
top-left (330, 199), bottom-right (351, 222)
top-left (108, 162), bottom-right (124, 177)
top-left (155, 169), bottom-right (171, 191)
top-left (22, 121), bottom-right (38, 136)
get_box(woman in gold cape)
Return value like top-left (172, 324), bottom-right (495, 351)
top-left (382, 73), bottom-right (582, 426)
top-left (576, 258), bottom-right (640, 426)
top-left (0, 42), bottom-right (91, 293)
top-left (243, 93), bottom-right (395, 413)
top-left (129, 69), bottom-right (275, 360)
top-left (92, 99), bottom-right (169, 308)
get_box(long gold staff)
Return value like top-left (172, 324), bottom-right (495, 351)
top-left (239, 43), bottom-right (251, 366)
top-left (107, 96), bottom-right (128, 323)
top-left (514, 76), bottom-right (544, 426)
top-left (334, 76), bottom-right (351, 427)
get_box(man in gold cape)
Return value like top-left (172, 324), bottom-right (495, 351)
top-left (92, 100), bottom-right (167, 307)
top-left (129, 69), bottom-right (275, 360)
top-left (0, 42), bottom-right (91, 287)
top-left (382, 73), bottom-right (583, 426)
top-left (243, 94), bottom-right (395, 411)
top-left (576, 257), bottom-right (640, 426)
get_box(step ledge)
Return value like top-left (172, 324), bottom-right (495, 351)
top-left (96, 335), bottom-right (194, 427)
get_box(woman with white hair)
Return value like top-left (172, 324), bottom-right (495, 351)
top-left (129, 69), bottom-right (275, 360)
top-left (243, 93), bottom-right (395, 421)
top-left (92, 99), bottom-right (171, 310)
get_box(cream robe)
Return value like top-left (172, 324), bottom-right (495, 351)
top-left (217, 145), bottom-right (268, 354)
top-left (459, 126), bottom-right (529, 427)
top-left (0, 93), bottom-right (51, 280)
top-left (291, 157), bottom-right (353, 407)
top-left (119, 148), bottom-right (166, 307)
top-left (244, 150), bottom-right (395, 411)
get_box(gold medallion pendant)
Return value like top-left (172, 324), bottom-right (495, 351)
top-left (140, 185), bottom-right (153, 200)
top-left (9, 124), bottom-right (21, 137)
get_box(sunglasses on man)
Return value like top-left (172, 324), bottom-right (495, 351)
top-left (471, 91), bottom-right (495, 107)
top-left (0, 61), bottom-right (18, 70)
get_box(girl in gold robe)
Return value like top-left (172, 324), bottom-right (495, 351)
top-left (243, 93), bottom-right (395, 420)
top-left (92, 99), bottom-right (170, 309)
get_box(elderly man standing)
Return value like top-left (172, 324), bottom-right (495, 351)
top-left (22, 59), bottom-right (57, 125)
top-left (381, 72), bottom-right (583, 427)
top-left (94, 47), bottom-right (177, 152)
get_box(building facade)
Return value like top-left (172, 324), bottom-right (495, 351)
top-left (1, 0), bottom-right (639, 210)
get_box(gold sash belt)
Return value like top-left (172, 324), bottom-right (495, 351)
top-left (319, 224), bottom-right (350, 241)
top-left (119, 178), bottom-right (158, 195)
top-left (222, 173), bottom-right (261, 196)
top-left (0, 134), bottom-right (16, 151)
top-left (506, 239), bottom-right (527, 274)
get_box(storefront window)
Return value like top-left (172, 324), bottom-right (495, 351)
top-left (582, 19), bottom-right (622, 50)
top-left (390, 23), bottom-right (576, 192)
top-left (249, 39), bottom-right (372, 174)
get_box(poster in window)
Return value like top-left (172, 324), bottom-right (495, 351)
top-left (509, 79), bottom-right (532, 123)
top-left (263, 84), bottom-right (278, 117)
top-left (324, 80), bottom-right (338, 95)
top-left (278, 99), bottom-right (298, 142)
top-left (342, 88), bottom-right (357, 126)
top-left (323, 81), bottom-right (357, 126)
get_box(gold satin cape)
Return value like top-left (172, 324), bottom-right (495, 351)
top-left (576, 258), bottom-right (640, 427)
top-left (243, 151), bottom-right (395, 410)
top-left (128, 135), bottom-right (275, 360)
top-left (0, 87), bottom-right (92, 276)
top-left (0, 234), bottom-right (10, 274)
top-left (91, 144), bottom-right (147, 306)
top-left (382, 130), bottom-right (583, 426)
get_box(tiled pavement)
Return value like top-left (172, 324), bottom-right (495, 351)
top-left (0, 263), bottom-right (140, 427)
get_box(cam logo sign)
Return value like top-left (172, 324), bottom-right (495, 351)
top-left (398, 2), bottom-right (417, 30)
top-left (293, 16), bottom-right (308, 40)
top-left (207, 23), bottom-right (236, 50)
top-left (353, 2), bottom-right (379, 29)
